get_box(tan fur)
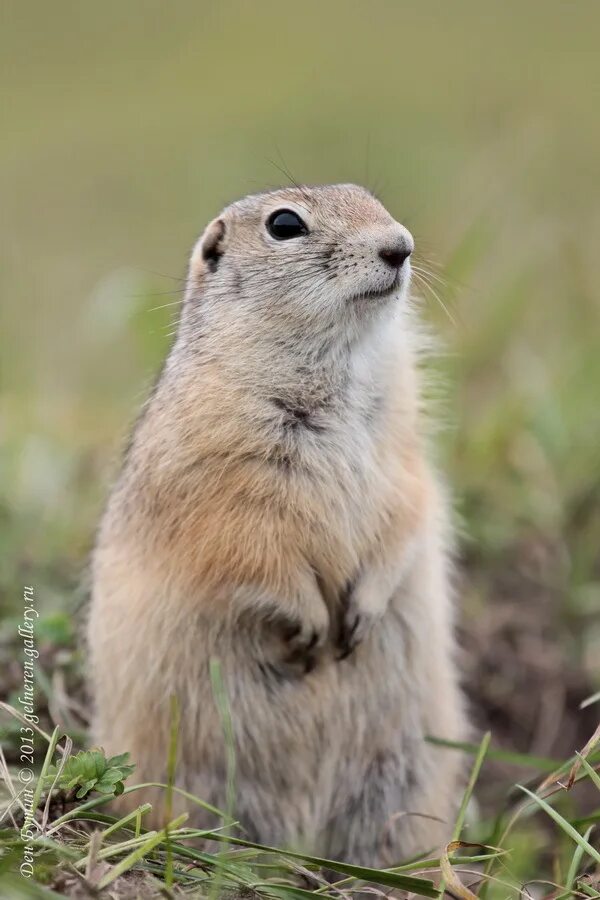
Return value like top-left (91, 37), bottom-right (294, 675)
top-left (89, 184), bottom-right (467, 866)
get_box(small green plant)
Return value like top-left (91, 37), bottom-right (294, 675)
top-left (46, 748), bottom-right (135, 799)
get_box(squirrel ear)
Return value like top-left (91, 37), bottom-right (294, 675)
top-left (198, 218), bottom-right (226, 272)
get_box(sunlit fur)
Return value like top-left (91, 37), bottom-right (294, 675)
top-left (89, 184), bottom-right (467, 866)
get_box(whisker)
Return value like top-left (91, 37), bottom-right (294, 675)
top-left (364, 132), bottom-right (372, 193)
top-left (142, 270), bottom-right (186, 283)
top-left (135, 288), bottom-right (186, 297)
top-left (268, 148), bottom-right (311, 202)
top-left (411, 264), bottom-right (449, 290)
top-left (145, 299), bottom-right (184, 313)
top-left (412, 271), bottom-right (458, 328)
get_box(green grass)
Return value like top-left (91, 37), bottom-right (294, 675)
top-left (1, 0), bottom-right (600, 895)
top-left (1, 705), bottom-right (599, 898)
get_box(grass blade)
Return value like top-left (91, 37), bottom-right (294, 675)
top-left (427, 735), bottom-right (560, 772)
top-left (574, 753), bottom-right (600, 792)
top-left (47, 779), bottom-right (227, 833)
top-left (562, 825), bottom-right (594, 899)
top-left (192, 832), bottom-right (439, 896)
top-left (564, 724), bottom-right (600, 790)
top-left (437, 731), bottom-right (490, 898)
top-left (518, 785), bottom-right (600, 866)
top-left (164, 694), bottom-right (180, 889)
top-left (96, 812), bottom-right (188, 889)
top-left (28, 725), bottom-right (62, 836)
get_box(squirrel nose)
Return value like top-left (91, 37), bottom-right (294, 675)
top-left (378, 244), bottom-right (412, 269)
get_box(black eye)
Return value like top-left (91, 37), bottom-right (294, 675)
top-left (266, 209), bottom-right (309, 240)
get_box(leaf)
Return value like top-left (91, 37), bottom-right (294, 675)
top-left (107, 752), bottom-right (132, 768)
top-left (90, 749), bottom-right (108, 777)
top-left (44, 746), bottom-right (136, 799)
top-left (94, 781), bottom-right (121, 794)
top-left (75, 780), bottom-right (98, 799)
top-left (101, 767), bottom-right (127, 785)
top-left (64, 775), bottom-right (81, 791)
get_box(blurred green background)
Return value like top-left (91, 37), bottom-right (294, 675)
top-left (1, 0), bottom-right (599, 763)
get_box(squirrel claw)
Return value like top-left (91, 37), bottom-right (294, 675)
top-left (336, 577), bottom-right (382, 660)
top-left (262, 618), bottom-right (324, 680)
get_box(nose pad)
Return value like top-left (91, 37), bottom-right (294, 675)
top-left (378, 244), bottom-right (412, 269)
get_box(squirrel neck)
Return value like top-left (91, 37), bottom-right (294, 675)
top-left (135, 302), bottom-right (417, 474)
top-left (170, 296), bottom-right (406, 403)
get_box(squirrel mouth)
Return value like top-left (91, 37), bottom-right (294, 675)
top-left (350, 274), bottom-right (401, 303)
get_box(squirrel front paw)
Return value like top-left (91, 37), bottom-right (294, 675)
top-left (279, 616), bottom-right (325, 675)
top-left (258, 614), bottom-right (327, 680)
top-left (258, 579), bottom-right (330, 680)
top-left (336, 575), bottom-right (388, 660)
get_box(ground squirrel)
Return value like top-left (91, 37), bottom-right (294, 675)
top-left (89, 183), bottom-right (466, 866)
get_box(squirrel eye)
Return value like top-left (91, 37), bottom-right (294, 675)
top-left (266, 209), bottom-right (309, 240)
